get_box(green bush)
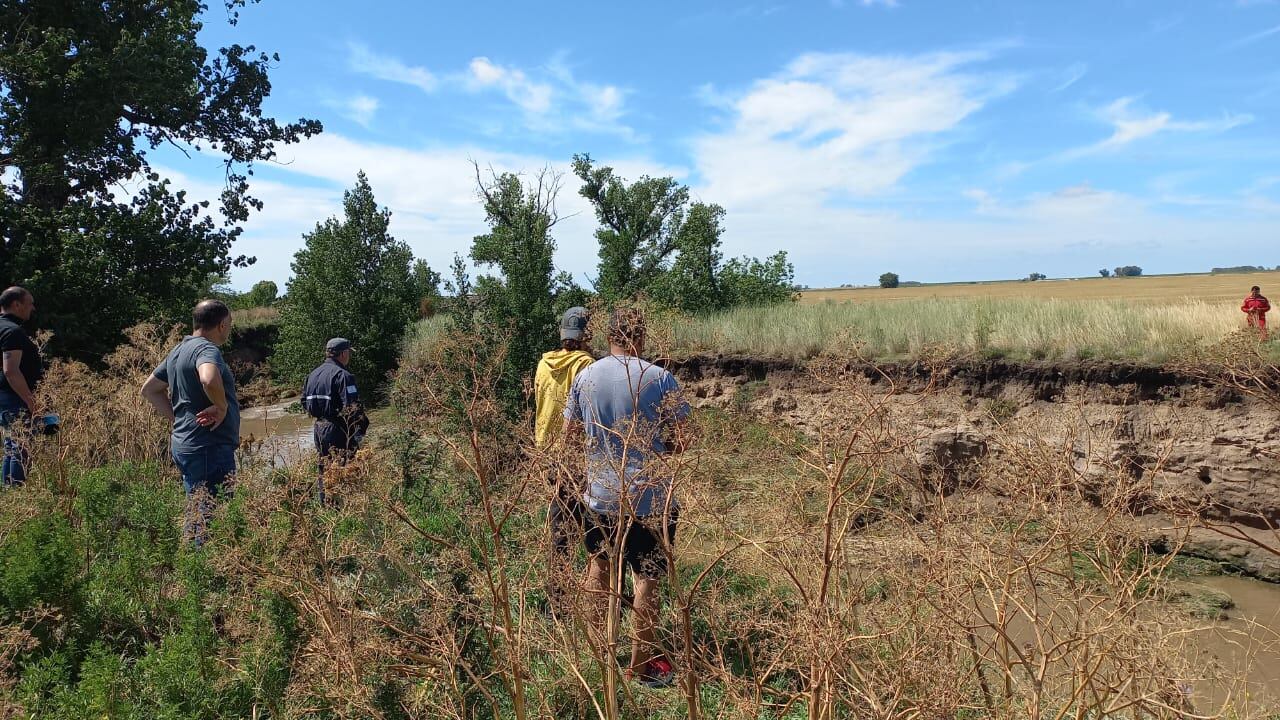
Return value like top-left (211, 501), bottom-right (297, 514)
top-left (274, 172), bottom-right (421, 390)
top-left (0, 515), bottom-right (79, 613)
top-left (1, 463), bottom-right (260, 718)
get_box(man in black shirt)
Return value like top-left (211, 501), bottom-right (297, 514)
top-left (0, 287), bottom-right (42, 486)
top-left (302, 338), bottom-right (369, 502)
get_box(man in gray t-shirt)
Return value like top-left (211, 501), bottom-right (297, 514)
top-left (141, 300), bottom-right (239, 542)
top-left (563, 307), bottom-right (691, 689)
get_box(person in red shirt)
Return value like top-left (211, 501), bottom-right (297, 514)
top-left (1241, 285), bottom-right (1270, 341)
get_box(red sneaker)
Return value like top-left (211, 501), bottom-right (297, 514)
top-left (631, 657), bottom-right (675, 689)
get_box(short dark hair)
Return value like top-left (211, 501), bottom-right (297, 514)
top-left (193, 299), bottom-right (231, 331)
top-left (561, 338), bottom-right (583, 351)
top-left (0, 286), bottom-right (31, 310)
top-left (1252, 286), bottom-right (1261, 293)
top-left (608, 307), bottom-right (646, 347)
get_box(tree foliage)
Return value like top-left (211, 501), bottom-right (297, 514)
top-left (0, 0), bottom-right (320, 361)
top-left (571, 153), bottom-right (689, 302)
top-left (1099, 268), bottom-right (1111, 278)
top-left (718, 252), bottom-right (797, 307)
top-left (651, 202), bottom-right (725, 313)
top-left (468, 166), bottom-right (569, 412)
top-left (411, 260), bottom-right (442, 317)
top-left (1114, 266), bottom-right (1143, 277)
top-left (239, 280), bottom-right (278, 308)
top-left (1027, 272), bottom-right (1047, 282)
top-left (1210, 265), bottom-right (1272, 275)
top-left (274, 173), bottom-right (417, 389)
top-left (572, 153), bottom-right (795, 313)
top-left (879, 272), bottom-right (900, 289)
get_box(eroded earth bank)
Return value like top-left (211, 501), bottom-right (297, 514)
top-left (671, 354), bottom-right (1280, 581)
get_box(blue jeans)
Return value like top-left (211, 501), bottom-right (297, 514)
top-left (172, 445), bottom-right (236, 544)
top-left (0, 396), bottom-right (30, 487)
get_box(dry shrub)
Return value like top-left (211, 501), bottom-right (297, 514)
top-left (33, 322), bottom-right (177, 474)
top-left (3, 319), bottom-right (1269, 719)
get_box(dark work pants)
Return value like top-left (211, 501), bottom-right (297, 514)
top-left (547, 482), bottom-right (585, 614)
top-left (314, 420), bottom-right (359, 503)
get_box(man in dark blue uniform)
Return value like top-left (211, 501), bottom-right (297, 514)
top-left (302, 338), bottom-right (369, 502)
top-left (1, 287), bottom-right (43, 487)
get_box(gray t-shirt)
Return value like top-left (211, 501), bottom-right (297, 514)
top-left (564, 355), bottom-right (690, 516)
top-left (153, 336), bottom-right (240, 453)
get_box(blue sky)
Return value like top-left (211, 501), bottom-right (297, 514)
top-left (167, 0), bottom-right (1280, 290)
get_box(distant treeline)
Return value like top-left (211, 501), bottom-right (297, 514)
top-left (1210, 266), bottom-right (1279, 274)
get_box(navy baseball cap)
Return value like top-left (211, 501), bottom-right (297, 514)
top-left (325, 337), bottom-right (352, 354)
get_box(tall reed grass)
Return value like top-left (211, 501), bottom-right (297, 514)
top-left (672, 298), bottom-right (1264, 362)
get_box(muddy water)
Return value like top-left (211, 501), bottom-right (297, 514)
top-left (1187, 576), bottom-right (1280, 708)
top-left (239, 399), bottom-right (314, 466)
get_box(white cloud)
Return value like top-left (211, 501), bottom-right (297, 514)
top-left (184, 128), bottom-right (1279, 290)
top-left (170, 133), bottom-right (681, 289)
top-left (344, 46), bottom-right (634, 138)
top-left (173, 46), bottom-right (1275, 290)
top-left (692, 51), bottom-right (1014, 206)
top-left (715, 180), bottom-right (1280, 284)
top-left (971, 183), bottom-right (1131, 220)
top-left (1059, 97), bottom-right (1253, 159)
top-left (466, 57), bottom-right (554, 114)
top-left (329, 94), bottom-right (379, 128)
top-left (1051, 62), bottom-right (1088, 93)
top-left (348, 42), bottom-right (438, 93)
top-left (1227, 22), bottom-right (1280, 49)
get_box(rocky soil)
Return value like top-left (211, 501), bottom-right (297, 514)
top-left (668, 355), bottom-right (1280, 581)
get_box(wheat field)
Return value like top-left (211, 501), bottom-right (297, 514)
top-left (802, 270), bottom-right (1280, 305)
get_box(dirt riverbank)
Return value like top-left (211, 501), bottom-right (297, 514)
top-left (668, 354), bottom-right (1280, 581)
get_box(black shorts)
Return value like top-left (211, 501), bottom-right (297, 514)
top-left (583, 508), bottom-right (679, 580)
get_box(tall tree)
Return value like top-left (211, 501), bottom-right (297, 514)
top-left (274, 173), bottom-right (417, 389)
top-left (652, 202), bottom-right (728, 314)
top-left (574, 153), bottom-right (796, 313)
top-left (572, 153), bottom-right (689, 302)
top-left (470, 164), bottom-right (566, 413)
top-left (0, 0), bottom-right (320, 359)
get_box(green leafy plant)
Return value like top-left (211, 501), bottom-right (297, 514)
top-left (0, 0), bottom-right (320, 360)
top-left (274, 172), bottom-right (421, 390)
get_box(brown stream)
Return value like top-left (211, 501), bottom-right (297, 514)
top-left (1187, 575), bottom-right (1280, 711)
top-left (238, 399), bottom-right (314, 466)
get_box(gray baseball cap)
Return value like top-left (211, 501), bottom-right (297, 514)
top-left (325, 337), bottom-right (352, 354)
top-left (559, 307), bottom-right (590, 341)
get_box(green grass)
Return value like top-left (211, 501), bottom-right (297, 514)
top-left (231, 305), bottom-right (279, 331)
top-left (668, 297), bottom-right (1275, 362)
top-left (402, 297), bottom-right (1276, 366)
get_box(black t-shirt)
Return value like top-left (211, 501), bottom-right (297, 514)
top-left (0, 312), bottom-right (42, 406)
